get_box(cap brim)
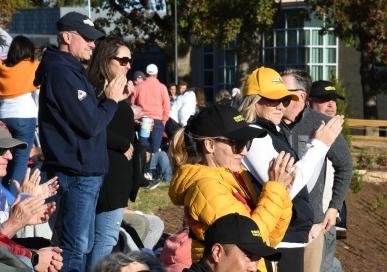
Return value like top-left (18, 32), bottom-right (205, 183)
top-left (78, 26), bottom-right (105, 40)
top-left (239, 243), bottom-right (281, 261)
top-left (0, 138), bottom-right (27, 149)
top-left (260, 89), bottom-right (299, 101)
top-left (225, 126), bottom-right (267, 142)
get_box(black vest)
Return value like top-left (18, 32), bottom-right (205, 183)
top-left (255, 118), bottom-right (314, 243)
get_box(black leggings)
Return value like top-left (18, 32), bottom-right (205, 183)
top-left (277, 247), bottom-right (304, 272)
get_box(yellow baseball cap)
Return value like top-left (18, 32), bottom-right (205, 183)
top-left (243, 67), bottom-right (299, 101)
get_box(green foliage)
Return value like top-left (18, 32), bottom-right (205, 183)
top-left (350, 170), bottom-right (364, 193)
top-left (308, 0), bottom-right (386, 64)
top-left (329, 70), bottom-right (351, 146)
top-left (93, 0), bottom-right (279, 50)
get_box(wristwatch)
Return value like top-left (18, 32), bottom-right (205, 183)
top-left (31, 250), bottom-right (39, 267)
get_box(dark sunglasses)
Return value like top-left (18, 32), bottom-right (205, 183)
top-left (0, 148), bottom-right (11, 156)
top-left (113, 56), bottom-right (133, 66)
top-left (214, 138), bottom-right (252, 154)
top-left (261, 97), bottom-right (291, 107)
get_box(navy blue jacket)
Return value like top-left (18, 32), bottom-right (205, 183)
top-left (35, 46), bottom-right (117, 176)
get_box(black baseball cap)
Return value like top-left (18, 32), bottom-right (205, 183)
top-left (185, 105), bottom-right (266, 141)
top-left (57, 12), bottom-right (104, 41)
top-left (310, 80), bottom-right (344, 101)
top-left (204, 214), bottom-right (281, 261)
top-left (133, 70), bottom-right (146, 80)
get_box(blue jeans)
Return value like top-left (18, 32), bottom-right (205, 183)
top-left (49, 172), bottom-right (103, 272)
top-left (139, 119), bottom-right (164, 153)
top-left (86, 208), bottom-right (124, 270)
top-left (1, 118), bottom-right (36, 195)
top-left (150, 150), bottom-right (172, 182)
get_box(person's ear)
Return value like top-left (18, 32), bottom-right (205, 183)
top-left (203, 138), bottom-right (215, 154)
top-left (299, 91), bottom-right (307, 103)
top-left (62, 32), bottom-right (72, 45)
top-left (211, 243), bottom-right (223, 263)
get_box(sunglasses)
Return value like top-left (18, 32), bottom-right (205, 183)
top-left (113, 56), bottom-right (133, 66)
top-left (0, 148), bottom-right (11, 156)
top-left (287, 88), bottom-right (305, 92)
top-left (214, 138), bottom-right (252, 154)
top-left (261, 97), bottom-right (291, 107)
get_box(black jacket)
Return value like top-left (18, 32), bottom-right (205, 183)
top-left (97, 101), bottom-right (136, 212)
top-left (255, 118), bottom-right (314, 243)
top-left (35, 46), bottom-right (117, 176)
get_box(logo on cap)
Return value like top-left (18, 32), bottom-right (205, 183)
top-left (233, 115), bottom-right (245, 122)
top-left (324, 86), bottom-right (336, 91)
top-left (251, 229), bottom-right (261, 237)
top-left (271, 78), bottom-right (283, 84)
top-left (83, 18), bottom-right (94, 26)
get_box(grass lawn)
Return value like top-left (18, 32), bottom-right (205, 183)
top-left (127, 182), bottom-right (172, 214)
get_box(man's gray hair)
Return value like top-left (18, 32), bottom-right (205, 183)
top-left (280, 68), bottom-right (312, 95)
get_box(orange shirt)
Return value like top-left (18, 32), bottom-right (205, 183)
top-left (0, 60), bottom-right (39, 98)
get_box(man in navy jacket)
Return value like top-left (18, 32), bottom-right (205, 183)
top-left (34, 12), bottom-right (129, 272)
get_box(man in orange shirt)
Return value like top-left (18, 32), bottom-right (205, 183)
top-left (132, 64), bottom-right (170, 153)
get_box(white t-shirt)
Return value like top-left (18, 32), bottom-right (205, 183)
top-left (0, 90), bottom-right (39, 118)
top-left (169, 91), bottom-right (196, 126)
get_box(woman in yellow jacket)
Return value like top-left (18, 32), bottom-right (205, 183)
top-left (0, 36), bottom-right (39, 194)
top-left (169, 105), bottom-right (295, 272)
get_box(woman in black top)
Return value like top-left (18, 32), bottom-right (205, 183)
top-left (86, 38), bottom-right (137, 269)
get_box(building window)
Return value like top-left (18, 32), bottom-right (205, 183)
top-left (217, 41), bottom-right (237, 91)
top-left (262, 10), bottom-right (338, 81)
top-left (203, 44), bottom-right (214, 99)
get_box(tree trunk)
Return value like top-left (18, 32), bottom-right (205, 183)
top-left (163, 43), bottom-right (192, 84)
top-left (235, 36), bottom-right (262, 89)
top-left (360, 49), bottom-right (378, 119)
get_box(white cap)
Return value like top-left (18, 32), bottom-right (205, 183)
top-left (146, 64), bottom-right (158, 75)
top-left (232, 88), bottom-right (241, 97)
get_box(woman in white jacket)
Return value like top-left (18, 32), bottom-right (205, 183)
top-left (239, 67), bottom-right (343, 272)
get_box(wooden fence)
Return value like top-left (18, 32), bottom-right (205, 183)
top-left (347, 118), bottom-right (387, 142)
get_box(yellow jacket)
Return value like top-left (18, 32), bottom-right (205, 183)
top-left (169, 164), bottom-right (292, 272)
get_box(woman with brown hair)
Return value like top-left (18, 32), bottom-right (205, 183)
top-left (86, 37), bottom-right (136, 269)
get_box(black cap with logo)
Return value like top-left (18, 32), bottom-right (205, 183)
top-left (204, 213), bottom-right (281, 261)
top-left (185, 105), bottom-right (266, 141)
top-left (57, 12), bottom-right (104, 41)
top-left (310, 80), bottom-right (344, 101)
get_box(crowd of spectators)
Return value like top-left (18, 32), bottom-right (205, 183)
top-left (0, 10), bottom-right (352, 272)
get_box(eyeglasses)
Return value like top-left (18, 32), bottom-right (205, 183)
top-left (261, 97), bottom-right (292, 107)
top-left (0, 148), bottom-right (11, 156)
top-left (287, 88), bottom-right (305, 92)
top-left (213, 138), bottom-right (252, 154)
top-left (113, 56), bottom-right (133, 66)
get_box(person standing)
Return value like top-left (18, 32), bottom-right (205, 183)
top-left (34, 12), bottom-right (129, 272)
top-left (86, 37), bottom-right (137, 269)
top-left (309, 80), bottom-right (347, 272)
top-left (280, 69), bottom-right (352, 272)
top-left (131, 63), bottom-right (170, 153)
top-left (0, 36), bottom-right (40, 194)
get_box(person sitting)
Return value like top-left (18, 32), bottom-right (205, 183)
top-left (168, 105), bottom-right (295, 272)
top-left (184, 213), bottom-right (281, 272)
top-left (92, 251), bottom-right (163, 272)
top-left (0, 125), bottom-right (62, 271)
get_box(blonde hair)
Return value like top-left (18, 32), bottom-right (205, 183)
top-left (238, 95), bottom-right (262, 123)
top-left (169, 128), bottom-right (203, 172)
